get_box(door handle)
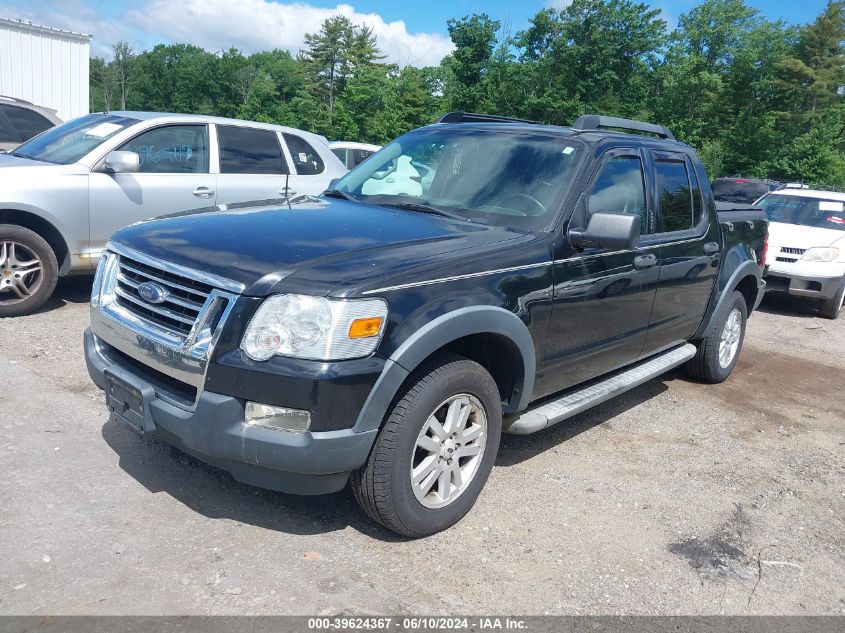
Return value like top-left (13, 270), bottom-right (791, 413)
top-left (279, 187), bottom-right (298, 196)
top-left (192, 187), bottom-right (214, 198)
top-left (703, 242), bottom-right (720, 255)
top-left (633, 254), bottom-right (657, 270)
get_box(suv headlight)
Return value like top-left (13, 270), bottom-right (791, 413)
top-left (241, 294), bottom-right (388, 361)
top-left (802, 247), bottom-right (840, 262)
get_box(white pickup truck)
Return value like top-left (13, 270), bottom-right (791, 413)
top-left (759, 188), bottom-right (845, 319)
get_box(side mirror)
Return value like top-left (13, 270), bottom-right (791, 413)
top-left (103, 150), bottom-right (140, 174)
top-left (327, 177), bottom-right (341, 189)
top-left (569, 212), bottom-right (640, 251)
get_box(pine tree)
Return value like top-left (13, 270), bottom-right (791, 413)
top-left (778, 0), bottom-right (845, 122)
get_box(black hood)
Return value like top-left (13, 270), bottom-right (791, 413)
top-left (111, 198), bottom-right (527, 296)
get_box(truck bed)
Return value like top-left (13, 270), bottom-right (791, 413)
top-left (715, 201), bottom-right (766, 224)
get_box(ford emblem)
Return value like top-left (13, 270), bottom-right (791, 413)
top-left (137, 281), bottom-right (168, 304)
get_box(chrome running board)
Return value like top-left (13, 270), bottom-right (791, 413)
top-left (505, 343), bottom-right (697, 435)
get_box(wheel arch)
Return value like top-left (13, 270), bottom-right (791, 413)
top-left (0, 209), bottom-right (71, 274)
top-left (354, 306), bottom-right (536, 433)
top-left (694, 260), bottom-right (762, 339)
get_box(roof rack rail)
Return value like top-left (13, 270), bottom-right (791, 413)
top-left (572, 115), bottom-right (675, 140)
top-left (0, 95), bottom-right (34, 106)
top-left (437, 111), bottom-right (539, 125)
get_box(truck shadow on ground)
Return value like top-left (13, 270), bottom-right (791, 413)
top-left (496, 378), bottom-right (670, 466)
top-left (100, 416), bottom-right (408, 542)
top-left (35, 275), bottom-right (93, 314)
top-left (756, 293), bottom-right (820, 319)
top-left (102, 375), bottom-right (673, 540)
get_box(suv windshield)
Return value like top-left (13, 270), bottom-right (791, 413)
top-left (11, 113), bottom-right (139, 164)
top-left (332, 127), bottom-right (584, 231)
top-left (760, 194), bottom-right (845, 232)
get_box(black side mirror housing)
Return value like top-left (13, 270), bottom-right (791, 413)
top-left (569, 212), bottom-right (641, 251)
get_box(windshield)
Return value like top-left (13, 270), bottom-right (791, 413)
top-left (12, 113), bottom-right (139, 164)
top-left (332, 127), bottom-right (584, 231)
top-left (760, 194), bottom-right (845, 232)
top-left (711, 179), bottom-right (775, 204)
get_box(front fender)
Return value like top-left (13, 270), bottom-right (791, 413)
top-left (353, 306), bottom-right (536, 432)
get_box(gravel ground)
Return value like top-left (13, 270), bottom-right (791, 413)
top-left (1, 277), bottom-right (843, 615)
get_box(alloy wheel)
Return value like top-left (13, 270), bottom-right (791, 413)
top-left (718, 307), bottom-right (742, 368)
top-left (410, 393), bottom-right (488, 509)
top-left (0, 241), bottom-right (43, 305)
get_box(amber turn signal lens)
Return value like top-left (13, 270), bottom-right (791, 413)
top-left (348, 316), bottom-right (383, 339)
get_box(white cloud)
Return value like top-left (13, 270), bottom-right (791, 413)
top-left (0, 0), bottom-right (454, 66)
top-left (547, 0), bottom-right (574, 9)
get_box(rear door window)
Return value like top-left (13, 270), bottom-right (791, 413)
top-left (283, 133), bottom-right (324, 175)
top-left (119, 125), bottom-right (209, 173)
top-left (711, 179), bottom-right (770, 204)
top-left (331, 147), bottom-right (347, 166)
top-left (350, 149), bottom-right (375, 167)
top-left (0, 108), bottom-right (18, 143)
top-left (1, 105), bottom-right (53, 141)
top-left (655, 158), bottom-right (694, 233)
top-left (218, 125), bottom-right (288, 174)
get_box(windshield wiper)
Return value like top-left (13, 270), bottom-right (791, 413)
top-left (381, 202), bottom-right (471, 223)
top-left (323, 189), bottom-right (360, 202)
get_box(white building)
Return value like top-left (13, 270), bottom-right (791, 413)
top-left (0, 17), bottom-right (91, 122)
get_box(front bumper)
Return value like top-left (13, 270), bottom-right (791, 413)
top-left (85, 328), bottom-right (378, 495)
top-left (764, 271), bottom-right (841, 300)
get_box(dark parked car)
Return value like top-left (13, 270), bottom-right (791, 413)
top-left (85, 113), bottom-right (768, 536)
top-left (711, 177), bottom-right (782, 204)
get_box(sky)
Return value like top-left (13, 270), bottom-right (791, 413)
top-left (0, 0), bottom-right (833, 67)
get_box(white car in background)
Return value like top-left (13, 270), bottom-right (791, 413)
top-left (759, 188), bottom-right (845, 318)
top-left (0, 112), bottom-right (346, 316)
top-left (329, 141), bottom-right (381, 169)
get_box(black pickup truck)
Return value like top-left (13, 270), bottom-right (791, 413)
top-left (84, 113), bottom-right (767, 537)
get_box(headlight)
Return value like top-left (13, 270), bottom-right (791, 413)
top-left (241, 294), bottom-right (388, 361)
top-left (801, 247), bottom-right (840, 262)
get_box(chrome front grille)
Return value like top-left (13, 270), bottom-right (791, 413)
top-left (91, 242), bottom-right (243, 410)
top-left (780, 247), bottom-right (806, 255)
top-left (115, 255), bottom-right (214, 335)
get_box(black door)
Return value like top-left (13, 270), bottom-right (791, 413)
top-left (642, 151), bottom-right (719, 355)
top-left (535, 148), bottom-right (659, 398)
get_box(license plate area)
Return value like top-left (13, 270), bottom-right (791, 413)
top-left (105, 370), bottom-right (156, 433)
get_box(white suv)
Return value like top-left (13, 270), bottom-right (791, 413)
top-left (0, 112), bottom-right (346, 316)
top-left (759, 188), bottom-right (845, 318)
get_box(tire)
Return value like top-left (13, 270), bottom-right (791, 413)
top-left (0, 224), bottom-right (59, 317)
top-left (685, 290), bottom-right (747, 384)
top-left (352, 353), bottom-right (502, 537)
top-left (819, 278), bottom-right (845, 320)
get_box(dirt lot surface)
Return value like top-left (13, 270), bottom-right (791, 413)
top-left (1, 277), bottom-right (844, 615)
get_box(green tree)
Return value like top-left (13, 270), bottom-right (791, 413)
top-left (111, 41), bottom-right (135, 110)
top-left (300, 15), bottom-right (383, 124)
top-left (778, 0), bottom-right (845, 122)
top-left (444, 14), bottom-right (500, 112)
top-left (515, 1), bottom-right (666, 124)
top-left (762, 104), bottom-right (845, 185)
top-left (89, 56), bottom-right (115, 112)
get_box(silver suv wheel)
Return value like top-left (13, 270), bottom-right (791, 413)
top-left (411, 393), bottom-right (488, 509)
top-left (0, 240), bottom-right (44, 305)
